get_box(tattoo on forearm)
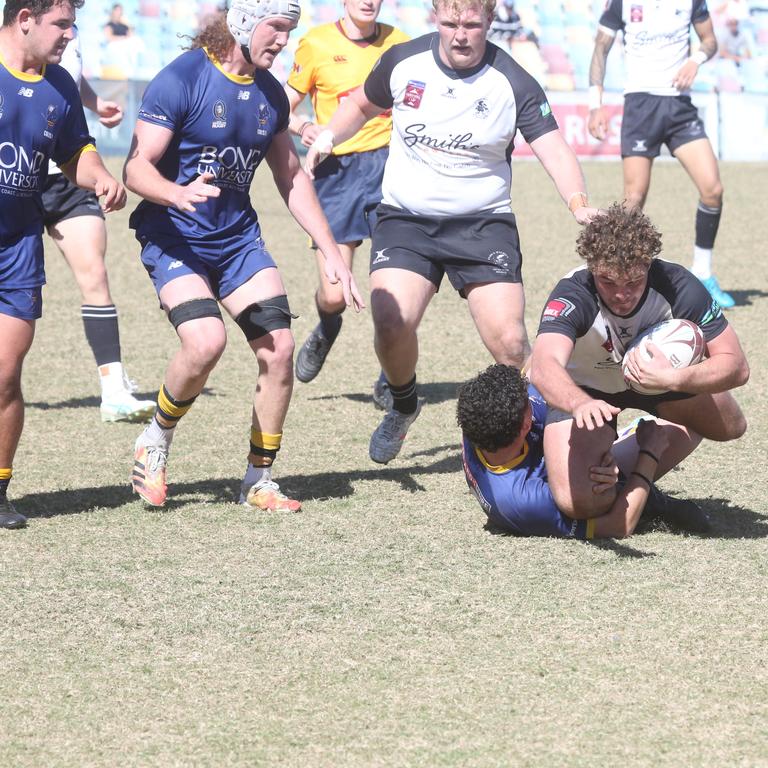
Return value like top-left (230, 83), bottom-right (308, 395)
top-left (589, 31), bottom-right (614, 87)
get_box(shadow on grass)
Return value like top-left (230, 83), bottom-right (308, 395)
top-left (15, 452), bottom-right (464, 519)
top-left (26, 387), bottom-right (216, 411)
top-left (312, 380), bottom-right (464, 407)
top-left (726, 288), bottom-right (768, 308)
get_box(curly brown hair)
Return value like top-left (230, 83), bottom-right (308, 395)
top-left (576, 203), bottom-right (662, 275)
top-left (182, 8), bottom-right (234, 63)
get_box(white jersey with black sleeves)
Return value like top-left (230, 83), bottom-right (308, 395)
top-left (363, 33), bottom-right (558, 216)
top-left (536, 260), bottom-right (727, 395)
top-left (598, 0), bottom-right (710, 96)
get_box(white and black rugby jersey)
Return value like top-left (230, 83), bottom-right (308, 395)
top-left (363, 33), bottom-right (558, 216)
top-left (536, 260), bottom-right (727, 394)
top-left (599, 0), bottom-right (710, 96)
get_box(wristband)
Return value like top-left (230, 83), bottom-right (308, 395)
top-left (297, 120), bottom-right (313, 137)
top-left (568, 192), bottom-right (588, 213)
top-left (638, 449), bottom-right (659, 464)
top-left (631, 471), bottom-right (652, 489)
top-left (691, 50), bottom-right (708, 66)
top-left (588, 85), bottom-right (602, 111)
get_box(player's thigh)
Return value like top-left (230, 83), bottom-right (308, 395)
top-left (48, 216), bottom-right (109, 289)
top-left (219, 267), bottom-right (288, 318)
top-left (370, 267), bottom-right (436, 333)
top-left (159, 273), bottom-right (217, 312)
top-left (543, 415), bottom-right (616, 518)
top-left (465, 281), bottom-right (528, 364)
top-left (673, 139), bottom-right (722, 202)
top-left (0, 313), bottom-right (35, 369)
top-left (622, 156), bottom-right (654, 208)
top-left (656, 390), bottom-right (746, 442)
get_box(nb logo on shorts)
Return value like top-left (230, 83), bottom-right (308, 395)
top-left (632, 139), bottom-right (647, 152)
top-left (372, 249), bottom-right (389, 265)
top-left (167, 260), bottom-right (183, 271)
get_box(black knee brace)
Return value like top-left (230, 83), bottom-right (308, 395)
top-left (235, 295), bottom-right (297, 341)
top-left (167, 298), bottom-right (222, 329)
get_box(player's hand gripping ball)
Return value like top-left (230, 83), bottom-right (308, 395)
top-left (622, 318), bottom-right (705, 395)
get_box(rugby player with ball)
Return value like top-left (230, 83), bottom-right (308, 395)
top-left (528, 204), bottom-right (749, 531)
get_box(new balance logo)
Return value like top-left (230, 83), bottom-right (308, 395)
top-left (17, 87), bottom-right (33, 98)
top-left (372, 249), bottom-right (389, 265)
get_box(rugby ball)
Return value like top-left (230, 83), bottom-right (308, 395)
top-left (622, 319), bottom-right (705, 395)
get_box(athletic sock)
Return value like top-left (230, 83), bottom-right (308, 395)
top-left (99, 361), bottom-right (128, 398)
top-left (142, 417), bottom-right (176, 450)
top-left (242, 463), bottom-right (271, 490)
top-left (691, 202), bottom-right (721, 278)
top-left (249, 429), bottom-right (282, 467)
top-left (390, 375), bottom-right (418, 415)
top-left (316, 296), bottom-right (343, 343)
top-left (0, 468), bottom-right (11, 498)
top-left (82, 304), bottom-right (121, 366)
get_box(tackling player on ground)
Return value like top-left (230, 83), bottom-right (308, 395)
top-left (124, 1), bottom-right (363, 512)
top-left (285, 0), bottom-right (407, 407)
top-left (588, 0), bottom-right (735, 309)
top-left (305, 0), bottom-right (598, 465)
top-left (528, 204), bottom-right (749, 524)
top-left (0, 0), bottom-right (126, 530)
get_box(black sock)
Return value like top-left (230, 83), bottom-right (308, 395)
top-left (695, 202), bottom-right (721, 250)
top-left (316, 295), bottom-right (343, 343)
top-left (390, 375), bottom-right (418, 415)
top-left (82, 305), bottom-right (121, 366)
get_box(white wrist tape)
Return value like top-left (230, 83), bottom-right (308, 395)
top-left (311, 129), bottom-right (335, 156)
top-left (691, 50), bottom-right (708, 65)
top-left (588, 86), bottom-right (602, 111)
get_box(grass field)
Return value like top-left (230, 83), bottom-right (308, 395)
top-left (1, 159), bottom-right (767, 767)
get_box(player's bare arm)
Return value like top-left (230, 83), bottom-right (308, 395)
top-left (304, 87), bottom-right (385, 177)
top-left (123, 121), bottom-right (220, 212)
top-left (587, 28), bottom-right (614, 140)
top-left (80, 76), bottom-right (123, 128)
top-left (674, 18), bottom-right (717, 90)
top-left (528, 131), bottom-right (599, 224)
top-left (267, 132), bottom-right (365, 311)
top-left (625, 325), bottom-right (749, 394)
top-left (284, 84), bottom-right (323, 149)
top-left (61, 149), bottom-right (126, 212)
top-left (529, 333), bottom-right (620, 429)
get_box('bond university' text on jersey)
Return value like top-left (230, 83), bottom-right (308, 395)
top-left (129, 48), bottom-right (289, 247)
top-left (537, 260), bottom-right (727, 395)
top-left (363, 34), bottom-right (558, 216)
top-left (0, 54), bottom-right (93, 288)
top-left (599, 0), bottom-right (711, 95)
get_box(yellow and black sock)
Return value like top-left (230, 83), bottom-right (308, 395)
top-left (155, 384), bottom-right (198, 427)
top-left (249, 430), bottom-right (282, 467)
top-left (0, 468), bottom-right (12, 497)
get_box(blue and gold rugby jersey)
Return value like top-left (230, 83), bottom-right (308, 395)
top-left (129, 48), bottom-right (290, 248)
top-left (461, 384), bottom-right (593, 540)
top-left (0, 55), bottom-right (92, 287)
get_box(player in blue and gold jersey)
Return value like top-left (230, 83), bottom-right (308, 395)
top-left (285, 0), bottom-right (408, 398)
top-left (458, 365), bottom-right (708, 538)
top-left (0, 0), bottom-right (126, 530)
top-left (124, 1), bottom-right (363, 512)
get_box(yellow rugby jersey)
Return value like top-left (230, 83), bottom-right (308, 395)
top-left (287, 21), bottom-right (409, 155)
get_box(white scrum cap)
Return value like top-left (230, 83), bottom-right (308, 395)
top-left (227, 0), bottom-right (301, 47)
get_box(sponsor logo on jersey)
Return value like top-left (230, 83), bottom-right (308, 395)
top-left (473, 98), bottom-right (490, 119)
top-left (238, 90), bottom-right (251, 101)
top-left (212, 100), bottom-right (227, 129)
top-left (540, 101), bottom-right (552, 117)
top-left (630, 4), bottom-right (643, 22)
top-left (372, 248), bottom-right (389, 265)
top-left (42, 105), bottom-right (58, 139)
top-left (333, 55), bottom-right (347, 63)
top-left (402, 124), bottom-right (480, 151)
top-left (632, 139), bottom-right (647, 152)
top-left (542, 297), bottom-right (576, 320)
top-left (292, 63), bottom-right (301, 73)
top-left (18, 87), bottom-right (34, 98)
top-left (0, 143), bottom-right (45, 191)
top-left (196, 144), bottom-right (261, 187)
top-left (404, 80), bottom-right (426, 109)
top-left (442, 86), bottom-right (456, 99)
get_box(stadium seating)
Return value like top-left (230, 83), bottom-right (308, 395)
top-left (72, 0), bottom-right (767, 94)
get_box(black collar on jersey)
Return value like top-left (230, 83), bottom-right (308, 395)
top-left (430, 33), bottom-right (495, 80)
top-left (336, 20), bottom-right (380, 44)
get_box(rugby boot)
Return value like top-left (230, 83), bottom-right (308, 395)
top-left (242, 478), bottom-right (301, 512)
top-left (131, 434), bottom-right (168, 507)
top-left (369, 399), bottom-right (423, 464)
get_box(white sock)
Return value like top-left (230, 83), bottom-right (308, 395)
top-left (99, 361), bottom-right (126, 397)
top-left (241, 463), bottom-right (271, 490)
top-left (690, 246), bottom-right (712, 280)
top-left (141, 417), bottom-right (175, 450)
